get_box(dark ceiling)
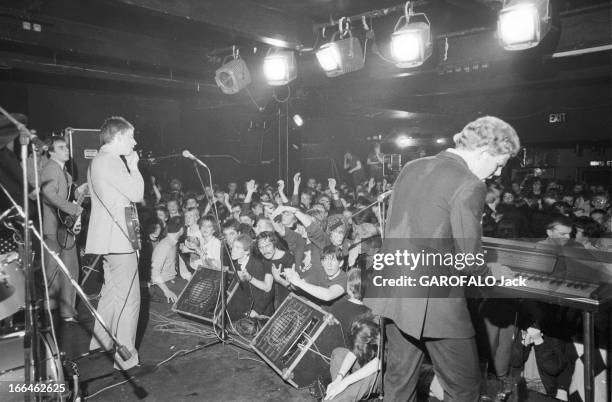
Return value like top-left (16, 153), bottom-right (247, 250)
top-left (0, 0), bottom-right (610, 144)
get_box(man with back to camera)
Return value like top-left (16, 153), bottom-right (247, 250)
top-left (86, 116), bottom-right (145, 376)
top-left (364, 116), bottom-right (520, 401)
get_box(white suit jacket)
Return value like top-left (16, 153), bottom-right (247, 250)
top-left (85, 145), bottom-right (144, 254)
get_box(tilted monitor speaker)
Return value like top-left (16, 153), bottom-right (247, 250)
top-left (250, 294), bottom-right (344, 389)
top-left (173, 266), bottom-right (250, 324)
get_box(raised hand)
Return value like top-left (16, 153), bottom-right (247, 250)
top-left (246, 179), bottom-right (256, 193)
top-left (283, 264), bottom-right (300, 284)
top-left (125, 151), bottom-right (140, 171)
top-left (328, 178), bottom-right (336, 191)
top-left (293, 172), bottom-right (301, 187)
top-left (277, 179), bottom-right (285, 192)
top-left (271, 263), bottom-right (283, 279)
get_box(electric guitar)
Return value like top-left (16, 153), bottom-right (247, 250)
top-left (124, 203), bottom-right (141, 251)
top-left (57, 184), bottom-right (89, 235)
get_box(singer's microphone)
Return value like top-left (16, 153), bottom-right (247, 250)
top-left (377, 190), bottom-right (393, 202)
top-left (182, 150), bottom-right (208, 168)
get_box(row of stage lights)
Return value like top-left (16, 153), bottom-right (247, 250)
top-left (216, 0), bottom-right (550, 93)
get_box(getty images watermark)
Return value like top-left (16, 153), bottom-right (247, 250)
top-left (369, 249), bottom-right (526, 289)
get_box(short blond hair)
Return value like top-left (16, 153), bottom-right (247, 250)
top-left (453, 116), bottom-right (520, 156)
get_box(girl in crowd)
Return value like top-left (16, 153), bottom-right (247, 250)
top-left (325, 315), bottom-right (381, 401)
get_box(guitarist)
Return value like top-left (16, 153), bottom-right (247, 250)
top-left (86, 116), bottom-right (144, 376)
top-left (40, 135), bottom-right (86, 323)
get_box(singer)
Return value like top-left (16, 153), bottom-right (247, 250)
top-left (86, 116), bottom-right (144, 375)
top-left (364, 116), bottom-right (521, 401)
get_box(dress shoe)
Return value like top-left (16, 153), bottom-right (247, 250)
top-left (113, 363), bottom-right (156, 380)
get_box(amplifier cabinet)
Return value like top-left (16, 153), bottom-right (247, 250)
top-left (250, 294), bottom-right (343, 389)
top-left (65, 128), bottom-right (101, 186)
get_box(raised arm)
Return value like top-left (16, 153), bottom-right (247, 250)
top-left (291, 173), bottom-right (301, 207)
top-left (285, 268), bottom-right (344, 301)
top-left (277, 179), bottom-right (289, 205)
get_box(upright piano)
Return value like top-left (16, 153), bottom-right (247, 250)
top-left (482, 237), bottom-right (612, 402)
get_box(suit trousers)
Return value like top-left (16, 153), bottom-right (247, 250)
top-left (484, 317), bottom-right (515, 378)
top-left (43, 234), bottom-right (79, 319)
top-left (384, 322), bottom-right (480, 402)
top-left (89, 252), bottom-right (140, 370)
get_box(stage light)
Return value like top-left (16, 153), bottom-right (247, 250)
top-left (390, 3), bottom-right (432, 68)
top-left (498, 0), bottom-right (550, 50)
top-left (292, 114), bottom-right (303, 127)
top-left (316, 32), bottom-right (364, 77)
top-left (396, 135), bottom-right (414, 148)
top-left (215, 57), bottom-right (251, 94)
top-left (263, 50), bottom-right (297, 86)
top-left (436, 138), bottom-right (446, 145)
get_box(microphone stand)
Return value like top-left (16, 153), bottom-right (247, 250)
top-left (0, 105), bottom-right (40, 401)
top-left (188, 158), bottom-right (228, 344)
top-left (347, 191), bottom-right (391, 239)
top-left (186, 155), bottom-right (250, 352)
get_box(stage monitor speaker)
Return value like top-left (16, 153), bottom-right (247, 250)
top-left (173, 266), bottom-right (250, 324)
top-left (250, 294), bottom-right (344, 389)
top-left (65, 128), bottom-right (100, 185)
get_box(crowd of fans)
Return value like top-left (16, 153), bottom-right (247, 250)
top-left (133, 165), bottom-right (610, 400)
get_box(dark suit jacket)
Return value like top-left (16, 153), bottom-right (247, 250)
top-left (40, 158), bottom-right (81, 235)
top-left (364, 151), bottom-right (489, 339)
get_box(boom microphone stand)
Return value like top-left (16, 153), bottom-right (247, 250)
top-left (346, 190), bottom-right (392, 239)
top-left (181, 151), bottom-right (252, 352)
top-left (182, 151), bottom-right (228, 343)
top-left (0, 106), bottom-right (41, 401)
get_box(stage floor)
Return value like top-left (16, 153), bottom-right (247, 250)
top-left (56, 288), bottom-right (313, 401)
top-left (39, 284), bottom-right (556, 402)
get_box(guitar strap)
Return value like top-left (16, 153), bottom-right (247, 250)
top-left (62, 166), bottom-right (71, 200)
top-left (87, 160), bottom-right (138, 258)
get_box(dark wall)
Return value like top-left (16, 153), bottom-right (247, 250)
top-left (0, 81), bottom-right (289, 190)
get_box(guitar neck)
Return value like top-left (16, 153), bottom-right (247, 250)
top-left (74, 190), bottom-right (87, 206)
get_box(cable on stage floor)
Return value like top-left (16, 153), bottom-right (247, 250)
top-left (148, 310), bottom-right (221, 340)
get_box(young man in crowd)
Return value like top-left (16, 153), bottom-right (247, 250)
top-left (256, 231), bottom-right (295, 309)
top-left (150, 216), bottom-right (191, 303)
top-left (330, 268), bottom-right (371, 347)
top-left (231, 234), bottom-right (274, 317)
top-left (284, 245), bottom-right (347, 308)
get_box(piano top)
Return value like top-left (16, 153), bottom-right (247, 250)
top-left (482, 237), bottom-right (612, 309)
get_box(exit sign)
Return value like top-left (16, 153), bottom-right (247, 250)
top-left (548, 113), bottom-right (567, 123)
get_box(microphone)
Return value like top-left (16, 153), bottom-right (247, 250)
top-left (377, 190), bottom-right (393, 202)
top-left (0, 206), bottom-right (16, 222)
top-left (182, 150), bottom-right (208, 168)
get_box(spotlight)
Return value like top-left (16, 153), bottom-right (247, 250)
top-left (292, 114), bottom-right (304, 127)
top-left (435, 138), bottom-right (446, 145)
top-left (390, 2), bottom-right (433, 68)
top-left (263, 50), bottom-right (297, 86)
top-left (498, 0), bottom-right (550, 50)
top-left (215, 57), bottom-right (251, 94)
top-left (316, 30), bottom-right (364, 77)
top-left (396, 135), bottom-right (414, 148)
